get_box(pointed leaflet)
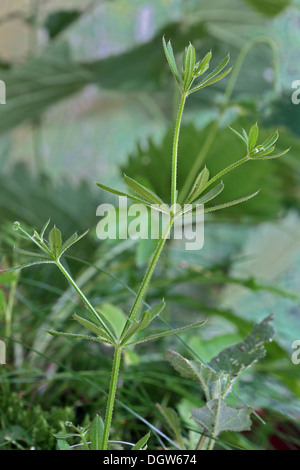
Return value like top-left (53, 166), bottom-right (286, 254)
top-left (73, 313), bottom-right (115, 343)
top-left (250, 147), bottom-right (290, 160)
top-left (124, 174), bottom-right (164, 205)
top-left (90, 415), bottom-right (104, 450)
top-left (49, 226), bottom-right (62, 259)
top-left (191, 399), bottom-right (252, 434)
top-left (194, 51), bottom-right (212, 76)
top-left (46, 330), bottom-right (105, 343)
top-left (229, 126), bottom-right (248, 146)
top-left (248, 123), bottom-right (259, 152)
top-left (188, 55), bottom-right (231, 94)
top-left (185, 167), bottom-right (209, 204)
top-left (96, 182), bottom-right (151, 205)
top-left (126, 320), bottom-right (206, 346)
top-left (131, 432), bottom-right (150, 450)
top-left (183, 43), bottom-right (196, 91)
top-left (162, 37), bottom-right (182, 91)
top-left (201, 190), bottom-right (260, 215)
top-left (120, 300), bottom-right (166, 345)
top-left (60, 229), bottom-right (89, 256)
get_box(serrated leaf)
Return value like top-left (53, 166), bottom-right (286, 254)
top-left (209, 315), bottom-right (275, 378)
top-left (90, 415), bottom-right (104, 450)
top-left (164, 350), bottom-right (230, 401)
top-left (124, 174), bottom-right (164, 205)
top-left (191, 399), bottom-right (252, 434)
top-left (185, 167), bottom-right (210, 204)
top-left (49, 226), bottom-right (62, 259)
top-left (132, 431), bottom-right (150, 450)
top-left (248, 123), bottom-right (259, 151)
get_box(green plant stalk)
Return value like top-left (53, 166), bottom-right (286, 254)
top-left (120, 214), bottom-right (175, 340)
top-left (171, 93), bottom-right (187, 208)
top-left (102, 346), bottom-right (122, 450)
top-left (56, 260), bottom-right (116, 343)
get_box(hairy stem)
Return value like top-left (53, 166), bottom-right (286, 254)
top-left (171, 93), bottom-right (187, 207)
top-left (56, 260), bottom-right (116, 343)
top-left (102, 346), bottom-right (122, 450)
top-left (120, 218), bottom-right (174, 340)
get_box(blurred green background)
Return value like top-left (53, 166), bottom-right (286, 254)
top-left (1, 0), bottom-right (300, 450)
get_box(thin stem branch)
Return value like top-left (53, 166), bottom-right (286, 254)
top-left (56, 260), bottom-right (116, 343)
top-left (102, 346), bottom-right (122, 450)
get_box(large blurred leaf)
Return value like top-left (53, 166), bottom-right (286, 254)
top-left (0, 0), bottom-right (291, 134)
top-left (122, 121), bottom-right (299, 219)
top-left (244, 0), bottom-right (290, 16)
top-left (44, 10), bottom-right (81, 39)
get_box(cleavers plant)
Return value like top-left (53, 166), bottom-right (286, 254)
top-left (6, 38), bottom-right (289, 450)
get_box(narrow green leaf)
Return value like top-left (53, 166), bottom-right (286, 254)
top-left (90, 415), bottom-right (104, 450)
top-left (185, 167), bottom-right (210, 204)
top-left (60, 229), bottom-right (89, 256)
top-left (127, 320), bottom-right (206, 346)
top-left (3, 259), bottom-right (55, 272)
top-left (46, 329), bottom-right (105, 343)
top-left (49, 226), bottom-right (62, 259)
top-left (262, 130), bottom-right (279, 149)
top-left (0, 290), bottom-right (6, 313)
top-left (248, 123), bottom-right (259, 151)
top-left (183, 43), bottom-right (196, 91)
top-left (124, 174), bottom-right (164, 205)
top-left (73, 313), bottom-right (113, 341)
top-left (56, 439), bottom-right (71, 450)
top-left (250, 147), bottom-right (290, 160)
top-left (14, 247), bottom-right (50, 259)
top-left (229, 126), bottom-right (248, 145)
top-left (132, 431), bottom-right (150, 450)
top-left (162, 37), bottom-right (182, 91)
top-left (194, 181), bottom-right (224, 205)
top-left (189, 67), bottom-right (232, 94)
top-left (195, 51), bottom-right (212, 76)
top-left (40, 218), bottom-right (51, 240)
top-left (203, 190), bottom-right (260, 214)
top-left (96, 182), bottom-right (154, 206)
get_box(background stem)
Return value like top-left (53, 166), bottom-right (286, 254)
top-left (102, 346), bottom-right (122, 450)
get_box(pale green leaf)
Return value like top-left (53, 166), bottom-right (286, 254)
top-left (191, 399), bottom-right (252, 435)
